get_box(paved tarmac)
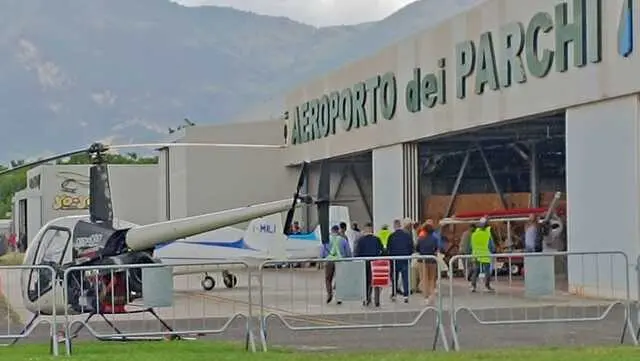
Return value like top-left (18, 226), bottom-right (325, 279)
top-left (0, 267), bottom-right (638, 352)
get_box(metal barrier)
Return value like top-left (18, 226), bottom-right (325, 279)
top-left (0, 264), bottom-right (59, 356)
top-left (448, 251), bottom-right (637, 351)
top-left (257, 255), bottom-right (449, 352)
top-left (60, 261), bottom-right (255, 355)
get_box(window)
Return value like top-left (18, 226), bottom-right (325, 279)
top-left (27, 227), bottom-right (71, 302)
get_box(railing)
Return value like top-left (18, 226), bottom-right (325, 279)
top-left (3, 250), bottom-right (640, 356)
top-left (447, 251), bottom-right (637, 351)
top-left (257, 255), bottom-right (449, 352)
top-left (0, 264), bottom-right (59, 356)
top-left (60, 261), bottom-right (255, 355)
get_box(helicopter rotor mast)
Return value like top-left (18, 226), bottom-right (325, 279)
top-left (3, 141), bottom-right (322, 253)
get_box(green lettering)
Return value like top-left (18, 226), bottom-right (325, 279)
top-left (318, 95), bottom-right (330, 137)
top-left (421, 72), bottom-right (438, 108)
top-left (555, 0), bottom-right (586, 72)
top-left (291, 106), bottom-right (301, 145)
top-left (308, 99), bottom-right (319, 140)
top-left (352, 82), bottom-right (367, 128)
top-left (475, 32), bottom-right (500, 94)
top-left (525, 12), bottom-right (555, 78)
top-left (405, 68), bottom-right (421, 113)
top-left (437, 58), bottom-right (446, 105)
top-left (339, 88), bottom-right (353, 131)
top-left (329, 91), bottom-right (340, 135)
top-left (300, 102), bottom-right (309, 143)
top-left (499, 22), bottom-right (527, 87)
top-left (379, 72), bottom-right (397, 120)
top-left (586, 0), bottom-right (602, 63)
top-left (456, 40), bottom-right (475, 99)
top-left (366, 76), bottom-right (380, 124)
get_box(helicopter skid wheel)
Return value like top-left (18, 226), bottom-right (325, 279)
top-left (201, 275), bottom-right (215, 291)
top-left (223, 273), bottom-right (238, 289)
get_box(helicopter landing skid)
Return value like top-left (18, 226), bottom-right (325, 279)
top-left (60, 308), bottom-right (187, 345)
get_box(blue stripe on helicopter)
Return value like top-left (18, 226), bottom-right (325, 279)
top-left (154, 232), bottom-right (319, 251)
top-left (288, 233), bottom-right (318, 241)
top-left (155, 239), bottom-right (255, 251)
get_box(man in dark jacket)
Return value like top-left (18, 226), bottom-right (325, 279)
top-left (354, 222), bottom-right (384, 307)
top-left (386, 218), bottom-right (414, 303)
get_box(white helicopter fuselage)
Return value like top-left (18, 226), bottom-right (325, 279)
top-left (21, 204), bottom-right (352, 316)
top-left (21, 215), bottom-right (139, 316)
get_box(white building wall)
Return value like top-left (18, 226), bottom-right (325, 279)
top-left (566, 95), bottom-right (640, 300)
top-left (372, 145), bottom-right (405, 230)
top-left (158, 120), bottom-right (297, 227)
top-left (15, 164), bottom-right (159, 246)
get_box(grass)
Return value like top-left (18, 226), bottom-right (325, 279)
top-left (0, 252), bottom-right (24, 266)
top-left (0, 342), bottom-right (639, 361)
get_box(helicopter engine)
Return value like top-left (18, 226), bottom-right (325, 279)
top-left (65, 251), bottom-right (158, 314)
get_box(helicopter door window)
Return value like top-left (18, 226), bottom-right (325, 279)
top-left (27, 227), bottom-right (71, 302)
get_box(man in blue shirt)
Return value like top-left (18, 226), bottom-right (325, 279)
top-left (426, 219), bottom-right (444, 251)
top-left (387, 218), bottom-right (414, 303)
top-left (322, 225), bottom-right (352, 304)
top-left (354, 222), bottom-right (384, 307)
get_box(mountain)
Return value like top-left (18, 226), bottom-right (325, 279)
top-left (0, 0), bottom-right (485, 163)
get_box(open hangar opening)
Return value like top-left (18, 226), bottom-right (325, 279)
top-left (301, 152), bottom-right (373, 233)
top-left (417, 111), bottom-right (567, 279)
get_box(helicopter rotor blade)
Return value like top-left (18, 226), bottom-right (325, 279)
top-left (108, 142), bottom-right (286, 150)
top-left (0, 148), bottom-right (90, 176)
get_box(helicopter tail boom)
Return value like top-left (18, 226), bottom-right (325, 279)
top-left (124, 199), bottom-right (303, 251)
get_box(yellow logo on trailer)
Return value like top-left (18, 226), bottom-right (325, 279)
top-left (53, 194), bottom-right (90, 210)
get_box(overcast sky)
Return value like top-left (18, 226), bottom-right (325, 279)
top-left (172, 0), bottom-right (421, 27)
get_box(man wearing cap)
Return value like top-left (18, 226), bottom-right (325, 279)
top-left (321, 224), bottom-right (352, 304)
top-left (469, 217), bottom-right (496, 293)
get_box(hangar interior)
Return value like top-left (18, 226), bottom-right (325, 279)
top-left (301, 111), bottom-right (567, 246)
top-left (302, 154), bottom-right (373, 232)
top-left (418, 111), bottom-right (567, 277)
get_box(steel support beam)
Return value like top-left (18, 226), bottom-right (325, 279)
top-left (478, 146), bottom-right (508, 209)
top-left (529, 142), bottom-right (539, 207)
top-left (444, 150), bottom-right (470, 217)
top-left (303, 164), bottom-right (311, 232)
top-left (509, 143), bottom-right (530, 162)
top-left (332, 165), bottom-right (349, 201)
top-left (349, 164), bottom-right (373, 222)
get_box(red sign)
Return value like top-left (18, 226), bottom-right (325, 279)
top-left (371, 260), bottom-right (390, 287)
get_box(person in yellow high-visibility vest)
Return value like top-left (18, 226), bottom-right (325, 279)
top-left (469, 217), bottom-right (496, 293)
top-left (377, 225), bottom-right (392, 252)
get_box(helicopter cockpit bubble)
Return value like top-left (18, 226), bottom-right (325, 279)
top-left (24, 226), bottom-right (72, 304)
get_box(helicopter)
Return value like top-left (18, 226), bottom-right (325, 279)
top-left (2, 141), bottom-right (334, 343)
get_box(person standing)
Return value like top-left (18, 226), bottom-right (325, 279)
top-left (387, 218), bottom-right (414, 303)
top-left (321, 225), bottom-right (352, 304)
top-left (469, 217), bottom-right (496, 293)
top-left (416, 222), bottom-right (441, 305)
top-left (377, 225), bottom-right (392, 253)
top-left (411, 222), bottom-right (422, 294)
top-left (524, 214), bottom-right (539, 253)
top-left (349, 222), bottom-right (362, 251)
top-left (354, 222), bottom-right (384, 307)
top-left (460, 224), bottom-right (476, 281)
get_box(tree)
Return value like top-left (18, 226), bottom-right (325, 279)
top-left (0, 152), bottom-right (159, 219)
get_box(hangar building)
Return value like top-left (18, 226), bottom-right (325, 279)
top-left (13, 164), bottom-right (159, 246)
top-left (167, 0), bottom-right (640, 300)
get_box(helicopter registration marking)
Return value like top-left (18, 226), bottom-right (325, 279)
top-left (75, 234), bottom-right (104, 248)
top-left (53, 194), bottom-right (90, 210)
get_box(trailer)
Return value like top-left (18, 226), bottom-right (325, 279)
top-left (439, 192), bottom-right (564, 277)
